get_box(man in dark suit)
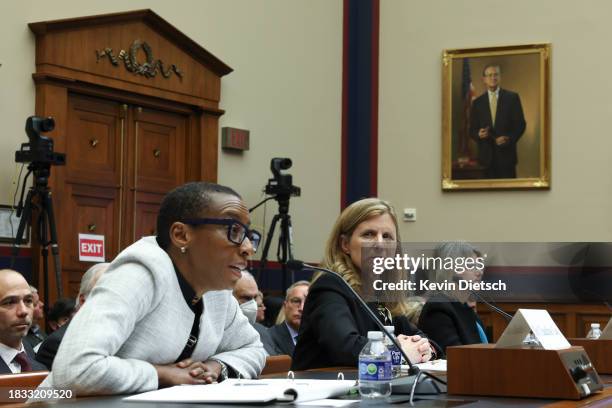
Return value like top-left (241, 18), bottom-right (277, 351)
top-left (23, 286), bottom-right (46, 351)
top-left (36, 263), bottom-right (109, 369)
top-left (470, 64), bottom-right (526, 178)
top-left (0, 270), bottom-right (46, 373)
top-left (268, 281), bottom-right (309, 356)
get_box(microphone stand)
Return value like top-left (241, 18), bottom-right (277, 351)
top-left (471, 290), bottom-right (512, 321)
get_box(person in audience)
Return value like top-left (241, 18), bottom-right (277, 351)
top-left (46, 298), bottom-right (76, 332)
top-left (418, 241), bottom-right (488, 352)
top-left (0, 270), bottom-right (46, 373)
top-left (233, 271), bottom-right (259, 324)
top-left (262, 296), bottom-right (284, 328)
top-left (39, 182), bottom-right (266, 395)
top-left (36, 263), bottom-right (109, 369)
top-left (232, 271), bottom-right (276, 355)
top-left (255, 291), bottom-right (266, 324)
top-left (24, 285), bottom-right (46, 350)
top-left (292, 198), bottom-right (433, 370)
top-left (268, 281), bottom-right (309, 356)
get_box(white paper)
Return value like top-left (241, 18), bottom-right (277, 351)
top-left (298, 399), bottom-right (357, 407)
top-left (496, 309), bottom-right (571, 350)
top-left (495, 309), bottom-right (532, 348)
top-left (124, 379), bottom-right (356, 404)
top-left (600, 317), bottom-right (612, 340)
top-left (414, 359), bottom-right (447, 374)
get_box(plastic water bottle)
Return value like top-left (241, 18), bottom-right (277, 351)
top-left (358, 331), bottom-right (392, 398)
top-left (586, 323), bottom-right (602, 339)
top-left (383, 326), bottom-right (402, 375)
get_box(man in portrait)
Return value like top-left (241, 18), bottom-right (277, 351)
top-left (469, 64), bottom-right (526, 178)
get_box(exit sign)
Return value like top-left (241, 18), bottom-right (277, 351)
top-left (221, 127), bottom-right (250, 151)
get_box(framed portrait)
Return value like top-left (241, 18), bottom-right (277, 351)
top-left (441, 43), bottom-right (551, 190)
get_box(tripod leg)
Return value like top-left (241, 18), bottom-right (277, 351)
top-left (284, 214), bottom-right (295, 284)
top-left (43, 192), bottom-right (63, 298)
top-left (278, 213), bottom-right (297, 292)
top-left (258, 214), bottom-right (280, 278)
top-left (10, 189), bottom-right (34, 267)
top-left (37, 195), bottom-right (51, 324)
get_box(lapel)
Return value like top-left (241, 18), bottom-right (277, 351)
top-left (0, 356), bottom-right (10, 374)
top-left (280, 323), bottom-right (295, 350)
top-left (23, 341), bottom-right (47, 372)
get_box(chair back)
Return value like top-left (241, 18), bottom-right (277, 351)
top-left (0, 371), bottom-right (48, 388)
top-left (261, 355), bottom-right (292, 375)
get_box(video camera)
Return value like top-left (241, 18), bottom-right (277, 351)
top-left (265, 158), bottom-right (301, 198)
top-left (15, 116), bottom-right (66, 166)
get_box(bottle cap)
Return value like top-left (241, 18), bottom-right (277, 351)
top-left (592, 323), bottom-right (600, 328)
top-left (367, 331), bottom-right (383, 340)
top-left (384, 325), bottom-right (395, 335)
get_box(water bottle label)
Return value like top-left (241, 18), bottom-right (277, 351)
top-left (359, 359), bottom-right (392, 381)
top-left (389, 347), bottom-right (402, 366)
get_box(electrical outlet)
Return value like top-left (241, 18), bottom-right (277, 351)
top-left (403, 208), bottom-right (416, 222)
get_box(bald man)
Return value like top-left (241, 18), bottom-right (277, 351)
top-left (0, 270), bottom-right (46, 373)
top-left (232, 272), bottom-right (275, 355)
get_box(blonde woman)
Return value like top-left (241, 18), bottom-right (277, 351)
top-left (292, 198), bottom-right (432, 370)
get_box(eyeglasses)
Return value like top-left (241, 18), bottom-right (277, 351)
top-left (287, 297), bottom-right (306, 306)
top-left (180, 218), bottom-right (262, 252)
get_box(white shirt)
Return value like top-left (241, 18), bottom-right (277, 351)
top-left (285, 321), bottom-right (299, 345)
top-left (0, 342), bottom-right (26, 373)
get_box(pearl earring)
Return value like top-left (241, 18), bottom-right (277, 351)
top-left (180, 247), bottom-right (187, 254)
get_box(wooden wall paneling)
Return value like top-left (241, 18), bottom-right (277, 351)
top-left (200, 112), bottom-right (220, 181)
top-left (133, 191), bottom-right (164, 241)
top-left (478, 303), bottom-right (612, 341)
top-left (30, 10), bottom-right (231, 299)
top-left (576, 313), bottom-right (612, 337)
top-left (61, 183), bottom-right (120, 271)
top-left (66, 94), bottom-right (122, 187)
top-left (30, 10), bottom-right (231, 107)
top-left (185, 114), bottom-right (201, 181)
top-left (133, 107), bottom-right (187, 194)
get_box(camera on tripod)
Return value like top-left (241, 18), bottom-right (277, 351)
top-left (265, 158), bottom-right (301, 198)
top-left (15, 116), bottom-right (66, 166)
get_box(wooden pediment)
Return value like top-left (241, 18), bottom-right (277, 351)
top-left (29, 9), bottom-right (232, 109)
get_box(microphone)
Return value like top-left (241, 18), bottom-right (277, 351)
top-left (287, 260), bottom-right (421, 375)
top-left (470, 290), bottom-right (513, 321)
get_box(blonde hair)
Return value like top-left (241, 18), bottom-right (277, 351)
top-left (319, 198), bottom-right (413, 317)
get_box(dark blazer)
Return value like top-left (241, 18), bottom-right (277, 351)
top-left (469, 88), bottom-right (526, 178)
top-left (268, 323), bottom-right (296, 356)
top-left (292, 273), bottom-right (422, 370)
top-left (0, 341), bottom-right (47, 373)
top-left (418, 293), bottom-right (487, 353)
top-left (35, 322), bottom-right (68, 370)
top-left (23, 325), bottom-right (47, 350)
top-left (253, 322), bottom-right (278, 356)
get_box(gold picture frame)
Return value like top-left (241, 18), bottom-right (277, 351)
top-left (442, 43), bottom-right (551, 190)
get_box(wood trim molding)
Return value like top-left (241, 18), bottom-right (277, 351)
top-left (29, 9), bottom-right (232, 76)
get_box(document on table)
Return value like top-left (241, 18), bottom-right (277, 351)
top-left (123, 379), bottom-right (357, 404)
top-left (400, 359), bottom-right (447, 374)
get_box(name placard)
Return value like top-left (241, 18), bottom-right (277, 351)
top-left (496, 309), bottom-right (571, 350)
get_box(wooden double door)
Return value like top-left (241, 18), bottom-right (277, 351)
top-left (58, 93), bottom-right (188, 294)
